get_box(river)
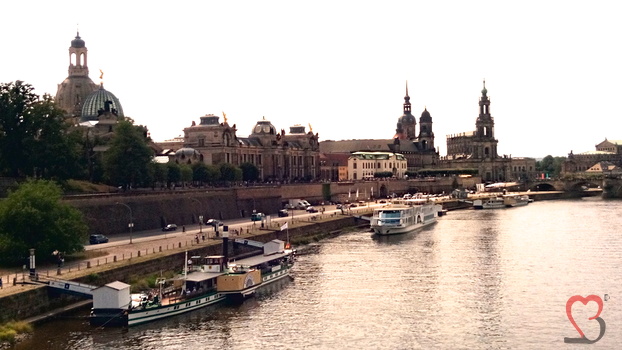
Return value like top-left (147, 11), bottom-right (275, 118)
top-left (12, 198), bottom-right (622, 349)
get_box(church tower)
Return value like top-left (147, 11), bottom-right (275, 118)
top-left (55, 32), bottom-right (99, 120)
top-left (474, 80), bottom-right (498, 158)
top-left (418, 108), bottom-right (434, 150)
top-left (395, 82), bottom-right (417, 140)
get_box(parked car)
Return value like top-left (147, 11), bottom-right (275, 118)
top-left (278, 209), bottom-right (289, 217)
top-left (206, 219), bottom-right (223, 227)
top-left (306, 206), bottom-right (318, 213)
top-left (89, 234), bottom-right (109, 244)
top-left (162, 224), bottom-right (178, 231)
top-left (251, 213), bottom-right (265, 221)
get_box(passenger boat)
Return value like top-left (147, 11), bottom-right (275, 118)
top-left (370, 198), bottom-right (443, 235)
top-left (503, 194), bottom-right (530, 207)
top-left (473, 197), bottom-right (505, 209)
top-left (90, 232), bottom-right (295, 327)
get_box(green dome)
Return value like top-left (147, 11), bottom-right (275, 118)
top-left (81, 85), bottom-right (124, 121)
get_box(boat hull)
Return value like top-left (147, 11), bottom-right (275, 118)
top-left (90, 291), bottom-right (226, 327)
top-left (221, 264), bottom-right (293, 302)
top-left (372, 218), bottom-right (437, 235)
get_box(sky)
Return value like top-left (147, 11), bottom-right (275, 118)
top-left (3, 1), bottom-right (622, 158)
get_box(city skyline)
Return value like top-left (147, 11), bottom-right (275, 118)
top-left (3, 1), bottom-right (621, 158)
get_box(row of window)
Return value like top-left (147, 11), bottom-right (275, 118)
top-left (352, 162), bottom-right (406, 169)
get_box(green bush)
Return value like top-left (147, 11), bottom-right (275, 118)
top-left (0, 328), bottom-right (17, 342)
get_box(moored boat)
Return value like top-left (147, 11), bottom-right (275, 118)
top-left (370, 198), bottom-right (443, 235)
top-left (90, 232), bottom-right (295, 327)
top-left (473, 197), bottom-right (505, 209)
top-left (503, 194), bottom-right (530, 207)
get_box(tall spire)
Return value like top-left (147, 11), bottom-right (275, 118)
top-left (403, 80), bottom-right (411, 113)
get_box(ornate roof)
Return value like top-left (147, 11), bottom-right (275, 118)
top-left (420, 108), bottom-right (432, 122)
top-left (71, 32), bottom-right (85, 48)
top-left (251, 119), bottom-right (276, 135)
top-left (81, 85), bottom-right (124, 121)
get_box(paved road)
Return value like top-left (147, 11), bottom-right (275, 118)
top-left (86, 202), bottom-right (381, 250)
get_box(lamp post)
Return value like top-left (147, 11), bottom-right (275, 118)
top-left (190, 198), bottom-right (203, 233)
top-left (116, 202), bottom-right (133, 244)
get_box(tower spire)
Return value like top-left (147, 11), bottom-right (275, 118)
top-left (403, 81), bottom-right (411, 113)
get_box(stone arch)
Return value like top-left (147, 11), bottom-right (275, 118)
top-left (379, 184), bottom-right (388, 198)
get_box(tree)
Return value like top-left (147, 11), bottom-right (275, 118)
top-left (219, 163), bottom-right (242, 183)
top-left (102, 121), bottom-right (154, 188)
top-left (150, 162), bottom-right (168, 188)
top-left (180, 164), bottom-right (193, 186)
top-left (239, 162), bottom-right (260, 182)
top-left (0, 179), bottom-right (88, 265)
top-left (536, 155), bottom-right (566, 178)
top-left (205, 164), bottom-right (221, 185)
top-left (0, 81), bottom-right (81, 179)
top-left (167, 163), bottom-right (181, 186)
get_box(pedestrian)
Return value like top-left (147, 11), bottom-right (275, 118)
top-left (0, 277), bottom-right (3, 289)
top-left (195, 235), bottom-right (199, 244)
top-left (182, 225), bottom-right (186, 233)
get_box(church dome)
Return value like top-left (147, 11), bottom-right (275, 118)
top-left (399, 113), bottom-right (416, 125)
top-left (420, 108), bottom-right (432, 122)
top-left (71, 33), bottom-right (85, 48)
top-left (81, 85), bottom-right (124, 121)
top-left (175, 148), bottom-right (200, 157)
top-left (252, 119), bottom-right (276, 135)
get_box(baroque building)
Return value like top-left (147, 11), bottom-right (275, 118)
top-left (562, 139), bottom-right (622, 173)
top-left (348, 152), bottom-right (407, 180)
top-left (439, 81), bottom-right (523, 182)
top-left (55, 32), bottom-right (99, 120)
top-left (389, 83), bottom-right (439, 171)
top-left (175, 114), bottom-right (320, 181)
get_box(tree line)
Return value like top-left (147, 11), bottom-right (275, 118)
top-left (0, 81), bottom-right (260, 190)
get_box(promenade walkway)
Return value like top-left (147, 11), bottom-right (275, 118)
top-left (0, 205), bottom-right (375, 297)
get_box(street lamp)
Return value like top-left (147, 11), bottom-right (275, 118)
top-left (190, 198), bottom-right (203, 233)
top-left (116, 202), bottom-right (133, 244)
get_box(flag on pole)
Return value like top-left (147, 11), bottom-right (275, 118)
top-left (280, 222), bottom-right (288, 231)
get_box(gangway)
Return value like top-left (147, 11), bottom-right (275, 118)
top-left (233, 238), bottom-right (265, 249)
top-left (43, 276), bottom-right (97, 298)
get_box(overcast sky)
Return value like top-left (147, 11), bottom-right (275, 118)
top-left (3, 1), bottom-right (621, 158)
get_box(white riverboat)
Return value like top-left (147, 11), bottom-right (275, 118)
top-left (473, 197), bottom-right (505, 209)
top-left (503, 194), bottom-right (530, 207)
top-left (370, 198), bottom-right (443, 235)
top-left (90, 235), bottom-right (295, 327)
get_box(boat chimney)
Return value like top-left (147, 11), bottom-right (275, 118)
top-left (222, 226), bottom-right (229, 267)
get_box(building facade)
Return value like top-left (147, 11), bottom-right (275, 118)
top-left (347, 151), bottom-right (407, 180)
top-left (390, 83), bottom-right (439, 171)
top-left (175, 114), bottom-right (320, 182)
top-left (562, 139), bottom-right (622, 173)
top-left (439, 81), bottom-right (520, 182)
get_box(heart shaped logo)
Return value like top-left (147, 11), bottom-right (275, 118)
top-left (564, 295), bottom-right (606, 344)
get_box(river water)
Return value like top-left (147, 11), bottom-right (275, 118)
top-left (12, 198), bottom-right (622, 349)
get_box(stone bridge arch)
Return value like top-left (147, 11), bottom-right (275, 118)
top-left (528, 182), bottom-right (558, 191)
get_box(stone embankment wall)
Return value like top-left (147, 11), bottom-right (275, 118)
top-left (0, 216), bottom-right (359, 323)
top-left (65, 179), bottom-right (468, 236)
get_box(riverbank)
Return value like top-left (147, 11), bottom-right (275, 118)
top-left (0, 212), bottom-right (364, 324)
top-left (0, 190), bottom-right (586, 325)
